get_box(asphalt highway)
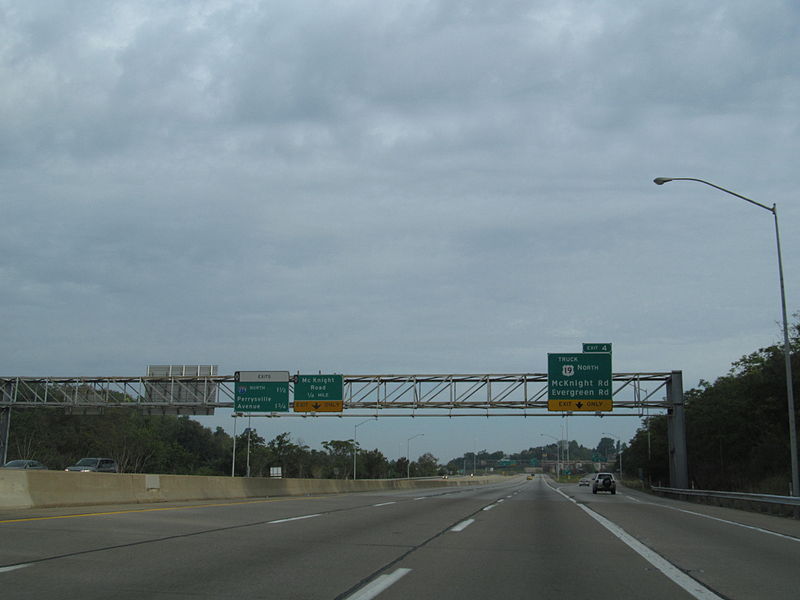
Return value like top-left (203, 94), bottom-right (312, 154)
top-left (1, 476), bottom-right (799, 599)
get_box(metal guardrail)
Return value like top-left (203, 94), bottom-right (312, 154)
top-left (651, 486), bottom-right (800, 518)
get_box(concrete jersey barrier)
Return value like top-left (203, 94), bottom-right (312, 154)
top-left (0, 470), bottom-right (506, 509)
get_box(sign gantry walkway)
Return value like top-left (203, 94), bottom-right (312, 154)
top-left (1, 372), bottom-right (676, 417)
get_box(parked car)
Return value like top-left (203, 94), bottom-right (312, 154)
top-left (2, 459), bottom-right (48, 470)
top-left (592, 472), bottom-right (616, 494)
top-left (579, 477), bottom-right (590, 486)
top-left (64, 458), bottom-right (119, 473)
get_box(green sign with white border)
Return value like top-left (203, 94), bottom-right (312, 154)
top-left (234, 371), bottom-right (290, 412)
top-left (582, 343), bottom-right (612, 354)
top-left (294, 374), bottom-right (343, 401)
top-left (547, 352), bottom-right (612, 411)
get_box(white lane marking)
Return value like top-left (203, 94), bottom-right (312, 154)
top-left (345, 568), bottom-right (412, 600)
top-left (450, 518), bottom-right (475, 532)
top-left (649, 502), bottom-right (800, 543)
top-left (577, 503), bottom-right (724, 600)
top-left (617, 489), bottom-right (800, 543)
top-left (373, 502), bottom-right (396, 507)
top-left (0, 564), bottom-right (31, 573)
top-left (414, 497), bottom-right (427, 501)
top-left (482, 504), bottom-right (496, 511)
top-left (497, 499), bottom-right (505, 503)
top-left (268, 514), bottom-right (321, 524)
top-left (549, 486), bottom-right (723, 600)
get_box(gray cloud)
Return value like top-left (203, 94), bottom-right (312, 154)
top-left (2, 0), bottom-right (799, 458)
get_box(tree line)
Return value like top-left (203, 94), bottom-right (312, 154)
top-left (5, 409), bottom-right (447, 479)
top-left (6, 406), bottom-right (620, 479)
top-left (623, 322), bottom-right (800, 494)
top-left (445, 437), bottom-right (620, 475)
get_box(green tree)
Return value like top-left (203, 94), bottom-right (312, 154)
top-left (624, 416), bottom-right (669, 485)
top-left (414, 452), bottom-right (440, 477)
top-left (358, 448), bottom-right (390, 479)
top-left (267, 433), bottom-right (311, 478)
top-left (391, 457), bottom-right (409, 478)
top-left (322, 440), bottom-right (356, 479)
top-left (595, 437), bottom-right (616, 462)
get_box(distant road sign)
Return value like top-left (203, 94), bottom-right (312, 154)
top-left (547, 353), bottom-right (612, 412)
top-left (236, 371), bottom-right (290, 383)
top-left (293, 400), bottom-right (344, 412)
top-left (294, 374), bottom-right (343, 400)
top-left (549, 398), bottom-right (613, 411)
top-left (234, 371), bottom-right (290, 412)
top-left (582, 343), bottom-right (612, 354)
top-left (294, 374), bottom-right (344, 412)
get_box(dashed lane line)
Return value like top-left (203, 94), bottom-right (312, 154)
top-left (450, 518), bottom-right (475, 532)
top-left (0, 564), bottom-right (30, 574)
top-left (344, 568), bottom-right (412, 600)
top-left (268, 514), bottom-right (321, 524)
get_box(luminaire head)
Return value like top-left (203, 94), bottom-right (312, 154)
top-left (653, 177), bottom-right (673, 185)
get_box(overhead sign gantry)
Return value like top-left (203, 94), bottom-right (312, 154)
top-left (0, 364), bottom-right (690, 488)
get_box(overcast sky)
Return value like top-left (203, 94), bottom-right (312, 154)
top-left (3, 1), bottom-right (799, 464)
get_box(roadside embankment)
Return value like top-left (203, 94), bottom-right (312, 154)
top-left (0, 470), bottom-right (504, 509)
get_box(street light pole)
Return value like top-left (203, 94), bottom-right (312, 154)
top-left (407, 433), bottom-right (424, 479)
top-left (353, 418), bottom-right (376, 480)
top-left (231, 413), bottom-right (238, 477)
top-left (246, 416), bottom-right (252, 478)
top-left (541, 433), bottom-right (560, 479)
top-left (654, 177), bottom-right (799, 496)
top-left (603, 432), bottom-right (622, 477)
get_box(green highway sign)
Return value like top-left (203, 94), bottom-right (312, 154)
top-left (294, 374), bottom-right (343, 401)
top-left (547, 352), bottom-right (612, 411)
top-left (583, 343), bottom-right (612, 353)
top-left (293, 374), bottom-right (344, 412)
top-left (234, 371), bottom-right (290, 412)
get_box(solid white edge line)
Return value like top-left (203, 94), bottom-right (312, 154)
top-left (345, 568), bottom-right (412, 600)
top-left (373, 502), bottom-right (396, 507)
top-left (620, 489), bottom-right (800, 543)
top-left (549, 486), bottom-right (723, 600)
top-left (0, 564), bottom-right (31, 573)
top-left (450, 518), bottom-right (475, 532)
top-left (268, 514), bottom-right (321, 524)
top-left (649, 501), bottom-right (800, 543)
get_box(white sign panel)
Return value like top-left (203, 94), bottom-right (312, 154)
top-left (235, 371), bottom-right (290, 383)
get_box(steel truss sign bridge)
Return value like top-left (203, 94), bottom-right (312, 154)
top-left (1, 370), bottom-right (690, 489)
top-left (1, 372), bottom-right (678, 418)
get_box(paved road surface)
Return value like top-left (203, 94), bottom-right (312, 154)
top-left (1, 476), bottom-right (798, 599)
